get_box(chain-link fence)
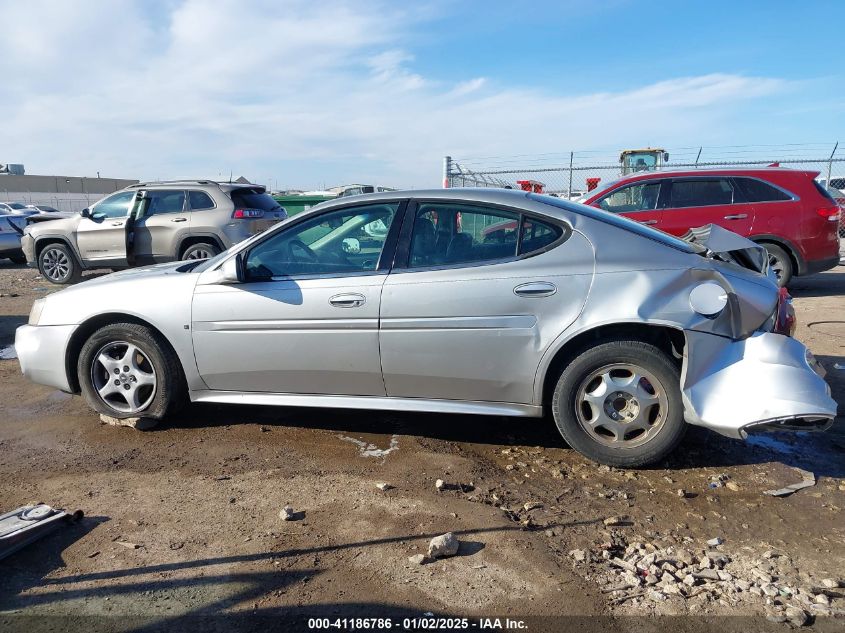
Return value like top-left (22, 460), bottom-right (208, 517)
top-left (443, 143), bottom-right (845, 238)
top-left (0, 191), bottom-right (105, 213)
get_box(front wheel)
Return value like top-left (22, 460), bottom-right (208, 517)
top-left (551, 340), bottom-right (686, 467)
top-left (38, 243), bottom-right (81, 284)
top-left (78, 323), bottom-right (183, 420)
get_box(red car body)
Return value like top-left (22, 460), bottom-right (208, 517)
top-left (581, 168), bottom-right (841, 284)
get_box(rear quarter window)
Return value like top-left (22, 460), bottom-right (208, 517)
top-left (231, 188), bottom-right (284, 212)
top-left (734, 177), bottom-right (792, 202)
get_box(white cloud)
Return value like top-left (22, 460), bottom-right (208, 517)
top-left (0, 0), bottom-right (791, 188)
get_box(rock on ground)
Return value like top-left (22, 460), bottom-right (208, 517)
top-left (99, 414), bottom-right (158, 430)
top-left (428, 532), bottom-right (460, 559)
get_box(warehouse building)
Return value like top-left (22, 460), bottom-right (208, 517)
top-left (0, 169), bottom-right (138, 212)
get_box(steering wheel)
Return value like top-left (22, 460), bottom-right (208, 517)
top-left (287, 239), bottom-right (319, 262)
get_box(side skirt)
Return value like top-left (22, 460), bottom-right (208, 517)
top-left (189, 390), bottom-right (544, 418)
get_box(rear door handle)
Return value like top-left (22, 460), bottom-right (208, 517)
top-left (171, 217), bottom-right (188, 223)
top-left (723, 214), bottom-right (747, 220)
top-left (638, 219), bottom-right (658, 225)
top-left (329, 293), bottom-right (366, 308)
top-left (110, 221), bottom-right (125, 226)
top-left (514, 282), bottom-right (557, 298)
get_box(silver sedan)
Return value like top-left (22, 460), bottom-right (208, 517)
top-left (14, 189), bottom-right (836, 466)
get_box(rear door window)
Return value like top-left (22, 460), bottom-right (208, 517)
top-left (733, 178), bottom-right (792, 202)
top-left (669, 179), bottom-right (734, 208)
top-left (136, 190), bottom-right (186, 216)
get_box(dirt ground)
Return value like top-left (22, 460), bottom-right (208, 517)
top-left (0, 261), bottom-right (843, 632)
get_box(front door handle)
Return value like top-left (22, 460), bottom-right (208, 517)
top-left (329, 293), bottom-right (366, 308)
top-left (723, 214), bottom-right (747, 220)
top-left (171, 217), bottom-right (188, 222)
top-left (638, 219), bottom-right (658, 225)
top-left (514, 282), bottom-right (557, 298)
top-left (110, 221), bottom-right (125, 226)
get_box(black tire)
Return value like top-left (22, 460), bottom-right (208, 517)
top-left (9, 254), bottom-right (27, 265)
top-left (551, 340), bottom-right (686, 468)
top-left (78, 322), bottom-right (184, 421)
top-left (181, 242), bottom-right (220, 261)
top-left (762, 243), bottom-right (793, 287)
top-left (38, 242), bottom-right (81, 284)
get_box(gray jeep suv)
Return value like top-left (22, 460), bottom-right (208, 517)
top-left (22, 180), bottom-right (287, 284)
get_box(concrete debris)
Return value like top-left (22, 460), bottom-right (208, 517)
top-left (821, 578), bottom-right (841, 589)
top-left (279, 505), bottom-right (296, 521)
top-left (435, 479), bottom-right (445, 491)
top-left (725, 482), bottom-right (740, 491)
top-left (99, 414), bottom-right (158, 430)
top-left (764, 468), bottom-right (816, 497)
top-left (603, 516), bottom-right (626, 527)
top-left (785, 606), bottom-right (808, 627)
top-left (116, 541), bottom-right (140, 549)
top-left (523, 501), bottom-right (543, 512)
top-left (427, 532), bottom-right (459, 559)
top-left (676, 489), bottom-right (687, 498)
top-left (569, 549), bottom-right (587, 562)
top-left (375, 483), bottom-right (393, 491)
top-left (408, 554), bottom-right (428, 565)
top-left (706, 537), bottom-right (724, 547)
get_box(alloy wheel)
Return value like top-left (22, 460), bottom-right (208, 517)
top-left (184, 247), bottom-right (214, 260)
top-left (90, 341), bottom-right (157, 414)
top-left (575, 363), bottom-right (668, 448)
top-left (42, 247), bottom-right (71, 282)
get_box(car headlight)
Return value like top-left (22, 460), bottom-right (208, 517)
top-left (29, 298), bottom-right (46, 325)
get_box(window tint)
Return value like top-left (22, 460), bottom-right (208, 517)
top-left (408, 203), bottom-right (520, 268)
top-left (135, 190), bottom-right (185, 216)
top-left (188, 191), bottom-right (215, 210)
top-left (597, 182), bottom-right (661, 213)
top-left (245, 203), bottom-right (399, 278)
top-left (669, 179), bottom-right (734, 208)
top-left (734, 178), bottom-right (791, 202)
top-left (520, 218), bottom-right (563, 254)
top-left (92, 191), bottom-right (136, 218)
top-left (231, 188), bottom-right (283, 212)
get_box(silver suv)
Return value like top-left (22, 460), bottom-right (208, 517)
top-left (22, 180), bottom-right (286, 284)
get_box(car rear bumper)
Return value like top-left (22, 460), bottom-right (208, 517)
top-left (681, 330), bottom-right (836, 439)
top-left (804, 254), bottom-right (840, 275)
top-left (0, 231), bottom-right (21, 257)
top-left (14, 324), bottom-right (76, 393)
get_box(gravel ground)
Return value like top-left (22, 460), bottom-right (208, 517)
top-left (0, 261), bottom-right (843, 631)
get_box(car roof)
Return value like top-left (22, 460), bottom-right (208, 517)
top-left (125, 180), bottom-right (265, 192)
top-left (313, 187), bottom-right (533, 209)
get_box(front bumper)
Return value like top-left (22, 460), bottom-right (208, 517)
top-left (20, 233), bottom-right (35, 264)
top-left (681, 330), bottom-right (837, 439)
top-left (14, 324), bottom-right (76, 393)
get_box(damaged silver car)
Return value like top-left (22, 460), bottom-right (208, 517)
top-left (14, 189), bottom-right (836, 466)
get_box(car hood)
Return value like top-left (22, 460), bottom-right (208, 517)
top-left (24, 214), bottom-right (80, 236)
top-left (79, 260), bottom-right (191, 287)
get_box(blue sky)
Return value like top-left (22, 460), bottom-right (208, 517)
top-left (0, 0), bottom-right (842, 189)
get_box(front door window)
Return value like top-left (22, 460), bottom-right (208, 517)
top-left (245, 203), bottom-right (399, 278)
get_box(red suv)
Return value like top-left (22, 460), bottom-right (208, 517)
top-left (581, 168), bottom-right (841, 286)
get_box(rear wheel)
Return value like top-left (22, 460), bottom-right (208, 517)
top-left (78, 323), bottom-right (183, 420)
top-left (762, 243), bottom-right (793, 287)
top-left (38, 243), bottom-right (81, 284)
top-left (551, 340), bottom-right (686, 467)
top-left (181, 242), bottom-right (220, 261)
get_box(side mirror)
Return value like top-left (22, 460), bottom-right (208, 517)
top-left (220, 254), bottom-right (243, 283)
top-left (342, 237), bottom-right (361, 254)
top-left (80, 208), bottom-right (90, 218)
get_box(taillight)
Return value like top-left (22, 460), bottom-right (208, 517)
top-left (774, 287), bottom-right (796, 337)
top-left (815, 205), bottom-right (840, 222)
top-left (232, 208), bottom-right (265, 219)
